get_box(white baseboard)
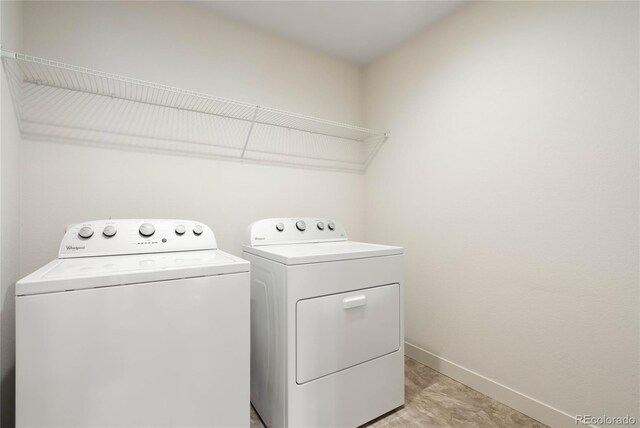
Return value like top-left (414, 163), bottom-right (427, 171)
top-left (405, 342), bottom-right (585, 428)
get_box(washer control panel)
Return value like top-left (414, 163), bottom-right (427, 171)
top-left (59, 219), bottom-right (216, 258)
top-left (246, 218), bottom-right (347, 247)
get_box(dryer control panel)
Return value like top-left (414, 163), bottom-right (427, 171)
top-left (246, 218), bottom-right (347, 247)
top-left (59, 219), bottom-right (216, 258)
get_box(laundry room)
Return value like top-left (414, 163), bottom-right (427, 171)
top-left (0, 1), bottom-right (638, 427)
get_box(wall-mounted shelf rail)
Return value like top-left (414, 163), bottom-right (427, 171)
top-left (1, 50), bottom-right (389, 172)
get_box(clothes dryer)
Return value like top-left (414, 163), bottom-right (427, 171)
top-left (244, 218), bottom-right (404, 428)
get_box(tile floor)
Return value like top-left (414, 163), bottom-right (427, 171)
top-left (249, 356), bottom-right (547, 428)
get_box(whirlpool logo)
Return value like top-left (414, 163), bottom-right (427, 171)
top-left (66, 245), bottom-right (85, 251)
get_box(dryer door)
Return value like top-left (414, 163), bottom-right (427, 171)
top-left (296, 283), bottom-right (400, 384)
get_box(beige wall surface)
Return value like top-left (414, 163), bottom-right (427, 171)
top-left (19, 0), bottom-right (366, 277)
top-left (364, 1), bottom-right (639, 423)
top-left (0, 1), bottom-right (23, 426)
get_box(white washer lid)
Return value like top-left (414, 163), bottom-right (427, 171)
top-left (242, 241), bottom-right (403, 265)
top-left (16, 250), bottom-right (249, 296)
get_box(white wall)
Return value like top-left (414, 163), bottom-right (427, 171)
top-left (0, 1), bottom-right (23, 426)
top-left (19, 0), bottom-right (366, 276)
top-left (363, 1), bottom-right (639, 425)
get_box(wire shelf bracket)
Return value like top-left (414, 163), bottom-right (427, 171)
top-left (1, 49), bottom-right (390, 173)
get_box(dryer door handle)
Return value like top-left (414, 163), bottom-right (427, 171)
top-left (343, 295), bottom-right (367, 309)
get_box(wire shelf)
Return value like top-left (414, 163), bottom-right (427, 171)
top-left (1, 50), bottom-right (388, 172)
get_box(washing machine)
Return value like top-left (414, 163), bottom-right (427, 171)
top-left (243, 218), bottom-right (404, 428)
top-left (16, 219), bottom-right (250, 428)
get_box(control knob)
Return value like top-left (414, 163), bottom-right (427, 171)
top-left (276, 222), bottom-right (285, 232)
top-left (296, 220), bottom-right (306, 231)
top-left (175, 225), bottom-right (186, 235)
top-left (193, 225), bottom-right (203, 236)
top-left (102, 225), bottom-right (117, 238)
top-left (139, 223), bottom-right (155, 237)
top-left (317, 222), bottom-right (325, 230)
top-left (78, 226), bottom-right (94, 239)
top-left (328, 222), bottom-right (335, 231)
